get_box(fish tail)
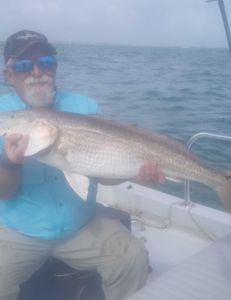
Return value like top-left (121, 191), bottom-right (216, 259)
top-left (215, 174), bottom-right (231, 212)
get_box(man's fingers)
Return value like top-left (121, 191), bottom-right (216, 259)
top-left (4, 134), bottom-right (29, 164)
top-left (137, 161), bottom-right (165, 183)
top-left (17, 135), bottom-right (29, 153)
top-left (147, 163), bottom-right (155, 181)
top-left (156, 167), bottom-right (165, 183)
top-left (5, 133), bottom-right (23, 145)
top-left (137, 163), bottom-right (149, 182)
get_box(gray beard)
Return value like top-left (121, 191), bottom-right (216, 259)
top-left (23, 75), bottom-right (56, 107)
top-left (23, 85), bottom-right (55, 107)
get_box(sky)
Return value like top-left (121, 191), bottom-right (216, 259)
top-left (0, 0), bottom-right (231, 48)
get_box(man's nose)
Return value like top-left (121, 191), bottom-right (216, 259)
top-left (31, 63), bottom-right (43, 77)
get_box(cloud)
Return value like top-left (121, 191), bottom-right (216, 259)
top-left (0, 0), bottom-right (230, 47)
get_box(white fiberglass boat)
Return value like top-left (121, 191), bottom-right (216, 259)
top-left (97, 132), bottom-right (231, 300)
top-left (97, 182), bottom-right (231, 300)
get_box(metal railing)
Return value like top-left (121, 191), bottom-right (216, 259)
top-left (184, 132), bottom-right (231, 206)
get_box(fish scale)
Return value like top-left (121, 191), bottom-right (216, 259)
top-left (0, 108), bottom-right (230, 211)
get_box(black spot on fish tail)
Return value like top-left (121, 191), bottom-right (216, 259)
top-left (225, 175), bottom-right (231, 181)
top-left (216, 173), bottom-right (231, 212)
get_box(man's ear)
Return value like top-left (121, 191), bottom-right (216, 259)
top-left (3, 68), bottom-right (14, 86)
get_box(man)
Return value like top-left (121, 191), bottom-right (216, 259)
top-left (0, 30), bottom-right (164, 300)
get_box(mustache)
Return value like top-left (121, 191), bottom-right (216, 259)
top-left (24, 75), bottom-right (53, 86)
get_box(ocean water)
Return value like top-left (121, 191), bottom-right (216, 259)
top-left (0, 43), bottom-right (231, 209)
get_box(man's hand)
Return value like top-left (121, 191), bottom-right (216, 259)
top-left (0, 134), bottom-right (28, 199)
top-left (136, 161), bottom-right (165, 184)
top-left (3, 134), bottom-right (29, 165)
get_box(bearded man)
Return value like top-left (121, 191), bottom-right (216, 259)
top-left (0, 30), bottom-right (164, 300)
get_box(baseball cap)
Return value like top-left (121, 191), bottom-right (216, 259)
top-left (4, 30), bottom-right (57, 63)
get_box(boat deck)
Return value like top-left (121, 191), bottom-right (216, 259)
top-left (127, 233), bottom-right (231, 300)
top-left (132, 222), bottom-right (211, 279)
top-left (97, 182), bottom-right (231, 300)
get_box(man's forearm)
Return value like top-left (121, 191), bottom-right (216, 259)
top-left (0, 134), bottom-right (28, 199)
top-left (0, 165), bottom-right (22, 199)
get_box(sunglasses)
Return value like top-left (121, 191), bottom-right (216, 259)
top-left (9, 56), bottom-right (57, 73)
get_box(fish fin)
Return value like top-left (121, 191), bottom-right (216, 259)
top-left (63, 172), bottom-right (89, 201)
top-left (215, 172), bottom-right (231, 212)
top-left (24, 120), bottom-right (58, 156)
top-left (166, 176), bottom-right (183, 183)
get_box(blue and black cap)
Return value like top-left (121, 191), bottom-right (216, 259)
top-left (4, 30), bottom-right (57, 63)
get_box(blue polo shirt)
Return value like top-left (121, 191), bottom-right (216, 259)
top-left (0, 91), bottom-right (100, 239)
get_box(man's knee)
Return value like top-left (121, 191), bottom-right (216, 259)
top-left (0, 285), bottom-right (19, 300)
top-left (101, 230), bottom-right (149, 282)
top-left (132, 246), bottom-right (149, 286)
top-left (123, 238), bottom-right (149, 278)
top-left (101, 237), bottom-right (149, 300)
top-left (0, 264), bottom-right (19, 300)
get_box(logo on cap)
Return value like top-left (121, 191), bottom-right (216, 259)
top-left (15, 32), bottom-right (46, 41)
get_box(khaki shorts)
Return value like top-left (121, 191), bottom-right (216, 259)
top-left (0, 214), bottom-right (149, 300)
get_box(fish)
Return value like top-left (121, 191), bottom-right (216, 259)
top-left (0, 108), bottom-right (230, 211)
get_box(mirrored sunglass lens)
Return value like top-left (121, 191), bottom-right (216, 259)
top-left (37, 56), bottom-right (56, 70)
top-left (11, 56), bottom-right (56, 73)
top-left (13, 60), bottom-right (33, 72)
